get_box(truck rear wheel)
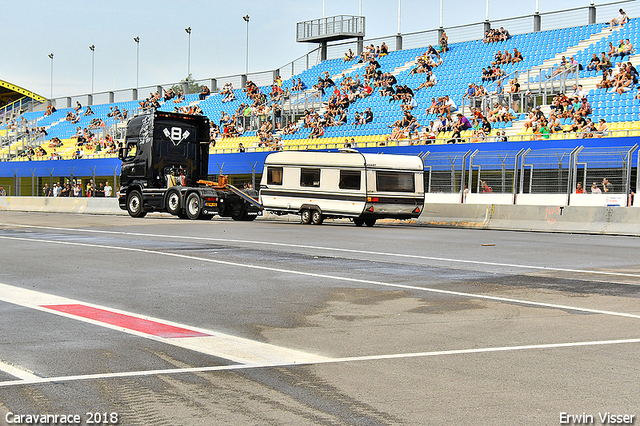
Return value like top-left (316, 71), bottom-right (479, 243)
top-left (185, 193), bottom-right (202, 220)
top-left (231, 202), bottom-right (256, 221)
top-left (301, 209), bottom-right (312, 224)
top-left (127, 190), bottom-right (147, 218)
top-left (165, 188), bottom-right (182, 216)
top-left (311, 210), bottom-right (324, 225)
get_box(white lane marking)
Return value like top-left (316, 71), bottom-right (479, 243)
top-left (2, 235), bottom-right (640, 321)
top-left (0, 283), bottom-right (329, 367)
top-left (3, 222), bottom-right (640, 280)
top-left (1, 337), bottom-right (639, 388)
top-left (0, 360), bottom-right (40, 381)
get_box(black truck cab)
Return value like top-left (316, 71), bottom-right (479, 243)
top-left (118, 111), bottom-right (259, 220)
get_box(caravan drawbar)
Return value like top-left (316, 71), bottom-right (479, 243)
top-left (259, 151), bottom-right (425, 226)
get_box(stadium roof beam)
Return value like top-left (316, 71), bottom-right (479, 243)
top-left (0, 80), bottom-right (45, 104)
top-left (296, 15), bottom-right (365, 61)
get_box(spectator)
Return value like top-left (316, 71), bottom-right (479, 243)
top-left (439, 30), bottom-right (448, 52)
top-left (575, 182), bottom-right (585, 194)
top-left (595, 119), bottom-right (609, 138)
top-left (591, 182), bottom-right (602, 194)
top-left (597, 52), bottom-right (612, 72)
top-left (586, 53), bottom-right (600, 71)
top-left (602, 178), bottom-right (614, 193)
top-left (480, 180), bottom-right (493, 192)
top-left (104, 181), bottom-right (112, 197)
top-left (448, 113), bottom-right (471, 143)
top-left (199, 85), bottom-right (210, 101)
top-left (608, 9), bottom-right (629, 30)
top-left (43, 183), bottom-right (51, 196)
top-left (511, 48), bottom-right (523, 64)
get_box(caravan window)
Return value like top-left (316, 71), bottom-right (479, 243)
top-left (266, 167), bottom-right (283, 185)
top-left (300, 168), bottom-right (321, 187)
top-left (376, 171), bottom-right (415, 193)
top-left (339, 170), bottom-right (361, 190)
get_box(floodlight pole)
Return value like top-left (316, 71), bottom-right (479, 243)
top-left (185, 27), bottom-right (191, 77)
top-left (243, 15), bottom-right (250, 76)
top-left (398, 0), bottom-right (401, 34)
top-left (134, 37), bottom-right (140, 93)
top-left (89, 45), bottom-right (95, 103)
top-left (48, 53), bottom-right (54, 102)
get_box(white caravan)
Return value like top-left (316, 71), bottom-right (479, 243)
top-left (259, 151), bottom-right (425, 226)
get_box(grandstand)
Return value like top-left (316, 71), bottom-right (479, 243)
top-left (2, 1), bottom-right (640, 197)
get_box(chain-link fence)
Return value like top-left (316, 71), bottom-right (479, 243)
top-left (422, 151), bottom-right (471, 193)
top-left (422, 144), bottom-right (639, 201)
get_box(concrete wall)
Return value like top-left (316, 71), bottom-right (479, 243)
top-left (418, 203), bottom-right (640, 236)
top-left (0, 197), bottom-right (126, 215)
top-left (1, 197), bottom-right (640, 236)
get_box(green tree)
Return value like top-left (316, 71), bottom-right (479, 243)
top-left (169, 74), bottom-right (202, 95)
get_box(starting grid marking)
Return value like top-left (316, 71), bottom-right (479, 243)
top-left (0, 282), bottom-right (331, 374)
top-left (0, 225), bottom-right (639, 387)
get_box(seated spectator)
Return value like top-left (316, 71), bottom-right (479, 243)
top-left (597, 68), bottom-right (614, 89)
top-left (498, 27), bottom-right (511, 41)
top-left (620, 39), bottom-right (634, 59)
top-left (548, 114), bottom-right (562, 133)
top-left (343, 49), bottom-right (355, 62)
top-left (173, 91), bottom-right (185, 103)
top-left (586, 53), bottom-right (600, 71)
top-left (597, 52), bottom-right (612, 72)
top-left (511, 48), bottom-right (523, 64)
top-left (199, 85), bottom-right (210, 101)
top-left (595, 119), bottom-right (609, 138)
top-left (491, 51), bottom-right (504, 66)
top-left (386, 120), bottom-right (405, 142)
top-left (449, 113), bottom-right (472, 143)
top-left (566, 114), bottom-right (586, 133)
top-left (609, 9), bottom-right (629, 30)
top-left (613, 71), bottom-right (633, 94)
top-left (535, 119), bottom-right (550, 140)
top-left (577, 97), bottom-right (592, 116)
top-left (580, 118), bottom-right (595, 138)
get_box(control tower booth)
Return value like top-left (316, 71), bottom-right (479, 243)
top-left (296, 15), bottom-right (365, 61)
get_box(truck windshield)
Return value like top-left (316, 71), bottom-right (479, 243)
top-left (124, 140), bottom-right (138, 160)
top-left (376, 171), bottom-right (415, 193)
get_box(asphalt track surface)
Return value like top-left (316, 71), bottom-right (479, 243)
top-left (0, 211), bottom-right (639, 425)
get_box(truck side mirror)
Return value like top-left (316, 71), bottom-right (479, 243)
top-left (118, 146), bottom-right (128, 161)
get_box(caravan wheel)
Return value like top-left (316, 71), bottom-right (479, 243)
top-left (311, 210), bottom-right (324, 225)
top-left (353, 218), bottom-right (364, 227)
top-left (300, 209), bottom-right (312, 224)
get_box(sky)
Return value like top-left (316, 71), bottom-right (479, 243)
top-left (1, 0), bottom-right (603, 99)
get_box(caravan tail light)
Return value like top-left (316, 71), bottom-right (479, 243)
top-left (367, 197), bottom-right (379, 202)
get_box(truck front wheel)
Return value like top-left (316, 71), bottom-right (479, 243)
top-left (186, 193), bottom-right (202, 220)
top-left (127, 190), bottom-right (147, 218)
